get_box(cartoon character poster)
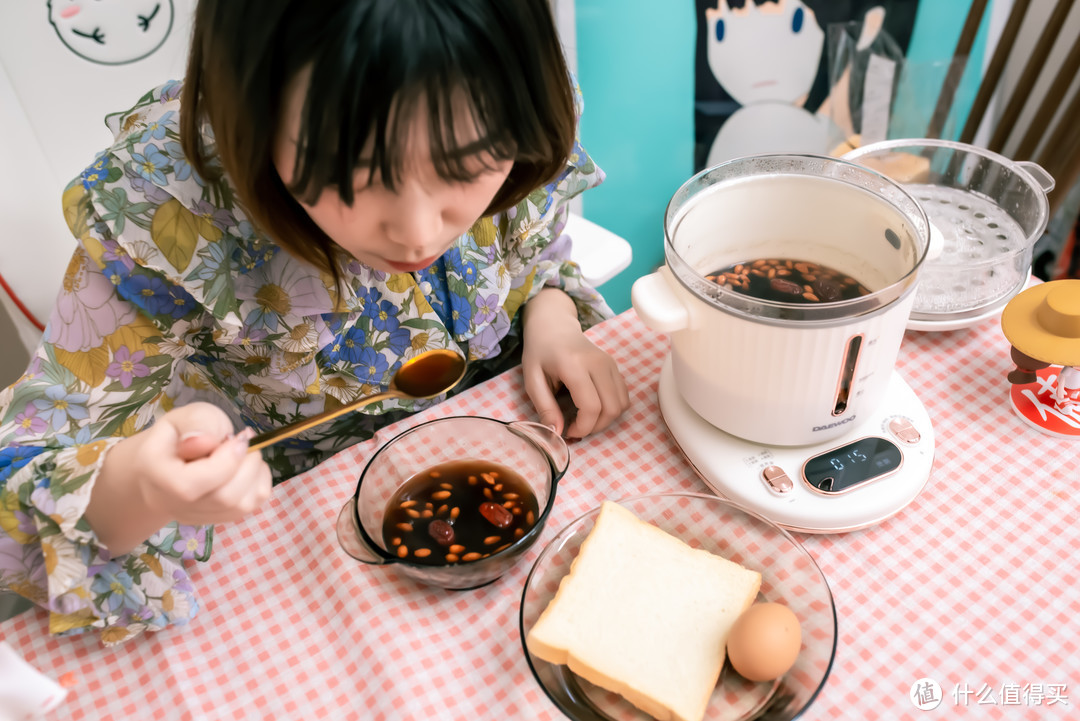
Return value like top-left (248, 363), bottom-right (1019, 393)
top-left (47, 0), bottom-right (175, 65)
top-left (694, 0), bottom-right (920, 171)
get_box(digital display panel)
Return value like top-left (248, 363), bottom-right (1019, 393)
top-left (802, 437), bottom-right (902, 494)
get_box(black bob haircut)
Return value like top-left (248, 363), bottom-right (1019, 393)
top-left (181, 0), bottom-right (577, 280)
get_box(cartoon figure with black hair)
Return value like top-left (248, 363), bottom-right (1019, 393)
top-left (697, 0), bottom-right (911, 168)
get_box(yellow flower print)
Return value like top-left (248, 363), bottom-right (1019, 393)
top-left (49, 610), bottom-right (96, 635)
top-left (41, 539), bottom-right (86, 593)
top-left (412, 285), bottom-right (435, 316)
top-left (7, 581), bottom-right (47, 605)
top-left (255, 283), bottom-right (292, 315)
top-left (100, 626), bottom-right (133, 645)
top-left (320, 375), bottom-right (361, 404)
top-left (0, 489), bottom-right (35, 545)
top-left (471, 216), bottom-right (497, 247)
top-left (76, 440), bottom-right (109, 467)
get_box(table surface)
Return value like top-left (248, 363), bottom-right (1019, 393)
top-left (2, 309), bottom-right (1078, 721)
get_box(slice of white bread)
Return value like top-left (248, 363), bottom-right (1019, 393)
top-left (526, 501), bottom-right (762, 721)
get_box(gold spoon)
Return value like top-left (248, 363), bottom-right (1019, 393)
top-left (247, 348), bottom-right (467, 452)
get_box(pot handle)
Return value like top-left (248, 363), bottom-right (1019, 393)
top-left (508, 421), bottom-right (570, 479)
top-left (1015, 161), bottom-right (1055, 194)
top-left (631, 267), bottom-right (690, 332)
top-left (336, 500), bottom-right (388, 565)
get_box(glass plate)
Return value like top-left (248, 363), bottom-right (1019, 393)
top-left (520, 493), bottom-right (837, 721)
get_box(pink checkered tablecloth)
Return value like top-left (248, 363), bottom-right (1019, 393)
top-left (2, 309), bottom-right (1078, 720)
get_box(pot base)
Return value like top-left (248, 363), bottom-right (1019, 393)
top-left (658, 356), bottom-right (935, 533)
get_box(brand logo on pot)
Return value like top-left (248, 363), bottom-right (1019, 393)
top-left (813, 416), bottom-right (856, 432)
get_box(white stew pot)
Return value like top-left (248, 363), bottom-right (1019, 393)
top-left (633, 154), bottom-right (931, 446)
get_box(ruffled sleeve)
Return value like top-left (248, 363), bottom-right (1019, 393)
top-left (0, 89), bottom-right (220, 644)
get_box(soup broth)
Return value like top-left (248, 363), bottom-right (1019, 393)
top-left (381, 459), bottom-right (539, 566)
top-left (707, 258), bottom-right (871, 304)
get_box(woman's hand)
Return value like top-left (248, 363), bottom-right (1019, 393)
top-left (521, 289), bottom-right (629, 437)
top-left (87, 402), bottom-right (273, 555)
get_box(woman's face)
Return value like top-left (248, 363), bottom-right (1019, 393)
top-left (273, 70), bottom-right (513, 274)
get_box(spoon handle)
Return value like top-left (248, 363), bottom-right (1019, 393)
top-left (248, 391), bottom-right (397, 452)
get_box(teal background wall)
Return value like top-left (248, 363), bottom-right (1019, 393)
top-left (576, 1), bottom-right (696, 314)
top-left (577, 0), bottom-right (994, 314)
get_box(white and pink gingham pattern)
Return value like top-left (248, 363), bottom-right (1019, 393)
top-left (2, 310), bottom-right (1078, 720)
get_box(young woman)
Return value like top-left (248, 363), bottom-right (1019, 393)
top-left (0, 0), bottom-right (628, 644)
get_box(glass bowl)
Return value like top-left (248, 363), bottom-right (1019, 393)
top-left (844, 138), bottom-right (1055, 324)
top-left (520, 493), bottom-right (836, 721)
top-left (336, 416), bottom-right (569, 590)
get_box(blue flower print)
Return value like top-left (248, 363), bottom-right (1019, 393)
top-left (358, 287), bottom-right (382, 316)
top-left (163, 283), bottom-right (197, 319)
top-left (448, 290), bottom-right (474, 329)
top-left (80, 155), bottom-right (111, 190)
top-left (321, 313), bottom-right (344, 335)
top-left (56, 426), bottom-right (93, 448)
top-left (117, 272), bottom-right (172, 316)
top-left (102, 260), bottom-right (130, 289)
top-left (369, 300), bottom-right (401, 333)
top-left (163, 141), bottom-right (193, 181)
top-left (327, 326), bottom-right (366, 364)
top-left (0, 445), bottom-right (46, 484)
top-left (384, 327), bottom-right (411, 355)
top-left (419, 263), bottom-right (451, 311)
top-left (129, 144), bottom-right (170, 186)
top-left (446, 248), bottom-right (477, 286)
top-left (188, 239), bottom-right (228, 282)
top-left (32, 385), bottom-right (90, 432)
top-left (244, 300), bottom-right (283, 332)
top-left (139, 110), bottom-right (175, 143)
top-left (236, 220), bottom-right (257, 240)
top-left (89, 563), bottom-right (147, 615)
top-left (461, 260), bottom-right (477, 285)
top-left (356, 348), bottom-right (389, 385)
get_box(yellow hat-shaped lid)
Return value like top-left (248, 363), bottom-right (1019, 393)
top-left (1001, 279), bottom-right (1080, 366)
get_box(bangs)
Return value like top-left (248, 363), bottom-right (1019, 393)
top-left (182, 0), bottom-right (576, 281)
top-left (286, 2), bottom-right (544, 206)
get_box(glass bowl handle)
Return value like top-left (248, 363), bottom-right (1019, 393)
top-left (508, 421), bottom-right (570, 480)
top-left (336, 500), bottom-right (389, 565)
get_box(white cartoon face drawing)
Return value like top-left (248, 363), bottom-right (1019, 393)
top-left (48, 0), bottom-right (174, 65)
top-left (705, 0), bottom-right (825, 107)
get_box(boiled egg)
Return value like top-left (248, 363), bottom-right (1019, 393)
top-left (726, 602), bottom-right (802, 682)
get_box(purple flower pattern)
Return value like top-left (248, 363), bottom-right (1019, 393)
top-left (0, 79), bottom-right (610, 645)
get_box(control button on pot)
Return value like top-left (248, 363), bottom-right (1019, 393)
top-left (888, 417), bottom-right (921, 444)
top-left (761, 465), bottom-right (794, 495)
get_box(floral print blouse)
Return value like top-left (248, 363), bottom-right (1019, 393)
top-left (0, 81), bottom-right (610, 645)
